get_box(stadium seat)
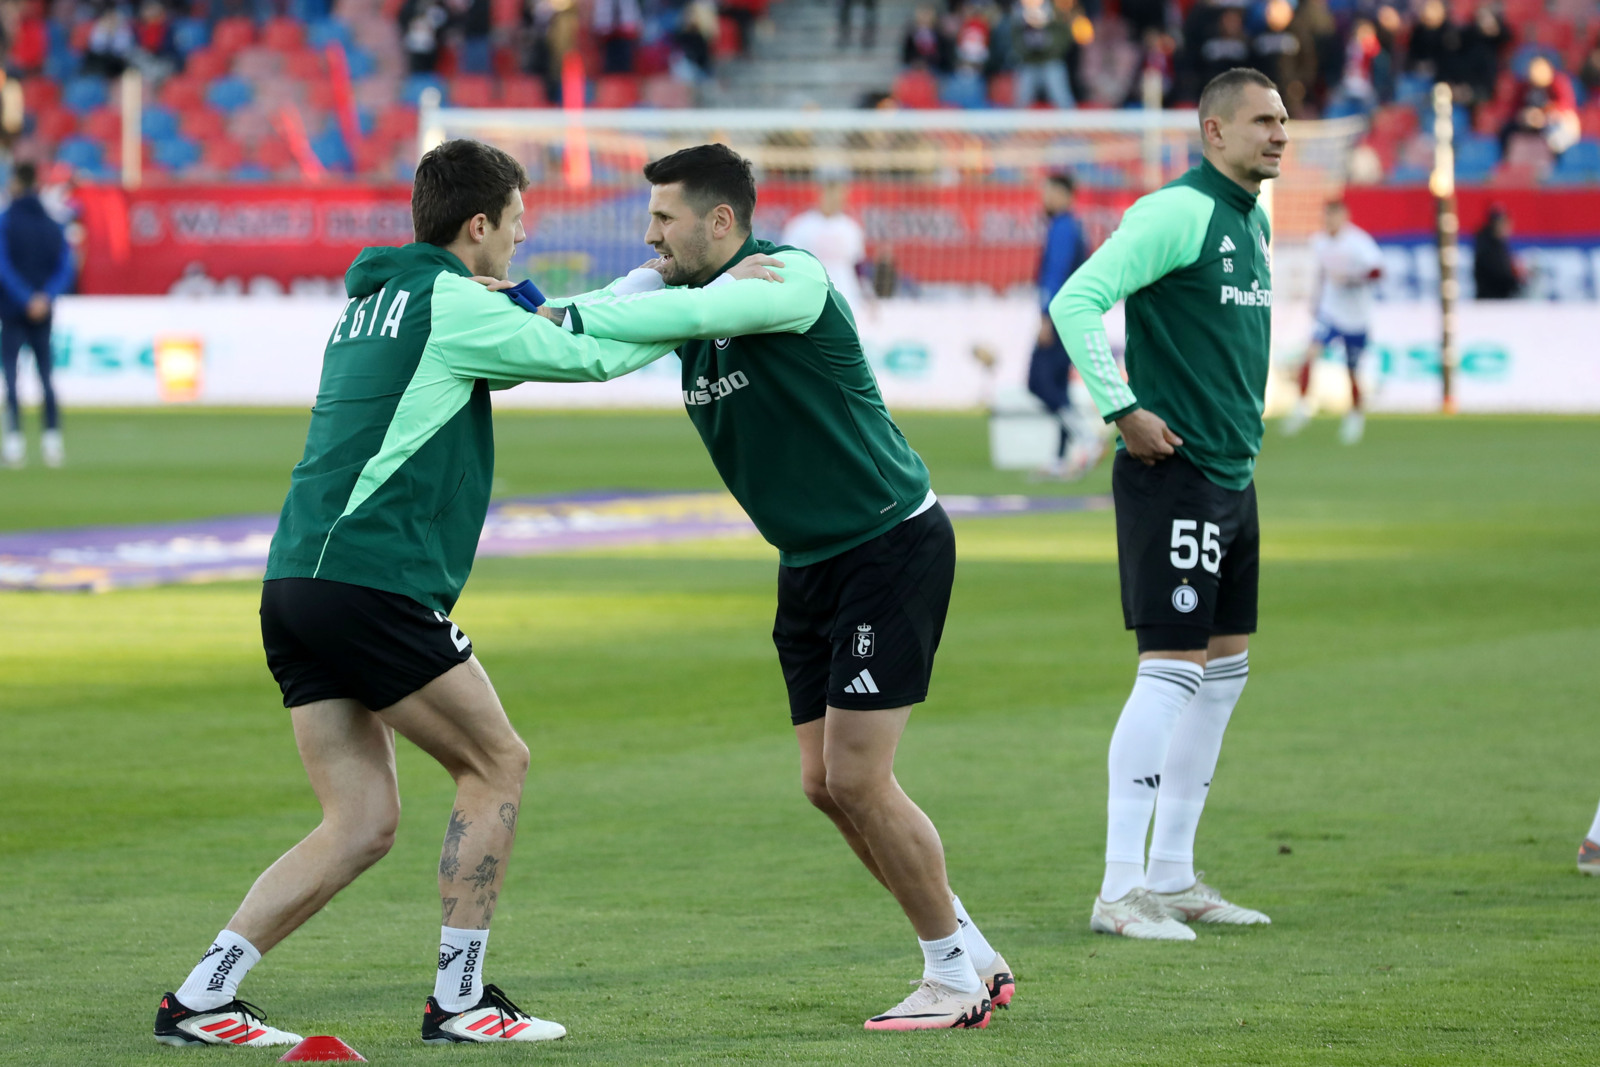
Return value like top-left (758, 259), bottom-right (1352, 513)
top-left (140, 105), bottom-right (180, 142)
top-left (306, 18), bottom-right (354, 52)
top-left (345, 48), bottom-right (378, 81)
top-left (158, 76), bottom-right (207, 112)
top-left (172, 16), bottom-right (210, 56)
top-left (311, 127), bottom-right (353, 171)
top-left (1553, 140), bottom-right (1600, 180)
top-left (231, 162), bottom-right (273, 180)
top-left (594, 75), bottom-right (641, 109)
top-left (1454, 134), bottom-right (1500, 181)
top-left (498, 76), bottom-right (547, 108)
top-left (987, 71), bottom-right (1015, 107)
top-left (182, 46), bottom-right (232, 81)
top-left (450, 75), bottom-right (494, 108)
top-left (939, 71), bottom-right (988, 109)
top-left (81, 107), bottom-right (120, 143)
top-left (201, 137), bottom-right (246, 173)
top-left (715, 16), bottom-right (741, 59)
top-left (61, 76), bottom-right (109, 114)
top-left (206, 77), bottom-right (256, 113)
top-left (180, 108), bottom-right (229, 143)
top-left (641, 76), bottom-right (693, 109)
top-left (22, 77), bottom-right (62, 112)
top-left (263, 18), bottom-right (306, 52)
top-left (152, 136), bottom-right (203, 172)
top-left (891, 70), bottom-right (940, 110)
top-left (284, 48), bottom-right (326, 80)
top-left (33, 106), bottom-right (78, 144)
top-left (372, 105), bottom-right (419, 143)
top-left (1388, 162), bottom-right (1431, 183)
top-left (401, 74), bottom-right (449, 107)
top-left (55, 136), bottom-right (104, 172)
top-left (211, 17), bottom-right (257, 57)
top-left (249, 133), bottom-right (295, 171)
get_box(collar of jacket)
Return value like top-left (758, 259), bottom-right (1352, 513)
top-left (1197, 157), bottom-right (1261, 214)
top-left (692, 233), bottom-right (760, 289)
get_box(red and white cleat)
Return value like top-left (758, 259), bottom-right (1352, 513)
top-left (421, 984), bottom-right (567, 1043)
top-left (979, 952), bottom-right (1015, 1009)
top-left (153, 993), bottom-right (303, 1047)
top-left (863, 979), bottom-right (991, 1031)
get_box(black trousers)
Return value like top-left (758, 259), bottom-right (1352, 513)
top-left (1, 314), bottom-right (58, 434)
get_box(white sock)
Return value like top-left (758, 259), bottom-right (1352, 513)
top-left (176, 930), bottom-right (261, 1011)
top-left (1102, 659), bottom-right (1204, 901)
top-left (434, 926), bottom-right (490, 1013)
top-left (1147, 652), bottom-right (1249, 893)
top-left (918, 929), bottom-right (982, 994)
top-left (1587, 798), bottom-right (1600, 844)
top-left (950, 894), bottom-right (997, 972)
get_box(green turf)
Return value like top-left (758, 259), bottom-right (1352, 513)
top-left (2, 411), bottom-right (1598, 1065)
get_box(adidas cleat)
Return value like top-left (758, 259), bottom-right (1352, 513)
top-left (1090, 888), bottom-right (1197, 940)
top-left (979, 953), bottom-right (1015, 1009)
top-left (153, 993), bottom-right (303, 1047)
top-left (864, 979), bottom-right (991, 1031)
top-left (1579, 839), bottom-right (1600, 876)
top-left (1152, 874), bottom-right (1271, 925)
top-left (422, 984), bottom-right (566, 1043)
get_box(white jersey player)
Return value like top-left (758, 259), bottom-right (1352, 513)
top-left (1283, 200), bottom-right (1383, 444)
top-left (781, 180), bottom-right (869, 314)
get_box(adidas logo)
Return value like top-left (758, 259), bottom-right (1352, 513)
top-left (842, 669), bottom-right (879, 695)
top-left (1135, 774), bottom-right (1161, 789)
top-left (942, 946), bottom-right (965, 961)
top-left (1218, 235), bottom-right (1237, 253)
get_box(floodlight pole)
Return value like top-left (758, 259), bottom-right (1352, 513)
top-left (1431, 82), bottom-right (1458, 414)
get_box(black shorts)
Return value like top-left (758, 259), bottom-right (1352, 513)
top-left (260, 578), bottom-right (474, 710)
top-left (1112, 451), bottom-right (1259, 653)
top-left (773, 503), bottom-right (956, 726)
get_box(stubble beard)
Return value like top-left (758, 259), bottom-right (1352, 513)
top-left (659, 225), bottom-right (711, 286)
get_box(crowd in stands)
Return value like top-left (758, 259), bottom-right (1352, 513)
top-left (0, 0), bottom-right (1595, 184)
top-left (893, 0), bottom-right (1600, 181)
top-left (0, 0), bottom-right (766, 182)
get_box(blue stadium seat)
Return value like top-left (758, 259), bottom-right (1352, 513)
top-left (1554, 140), bottom-right (1600, 180)
top-left (311, 127), bottom-right (352, 171)
top-left (345, 47), bottom-right (377, 80)
top-left (306, 18), bottom-right (354, 52)
top-left (1388, 161), bottom-right (1431, 183)
top-left (938, 71), bottom-right (988, 110)
top-left (62, 76), bottom-right (109, 113)
top-left (231, 162), bottom-right (273, 181)
top-left (205, 77), bottom-right (255, 113)
top-left (1455, 134), bottom-right (1500, 181)
top-left (141, 106), bottom-right (180, 142)
top-left (55, 136), bottom-right (104, 172)
top-left (152, 137), bottom-right (203, 172)
top-left (401, 74), bottom-right (449, 107)
top-left (172, 17), bottom-right (210, 55)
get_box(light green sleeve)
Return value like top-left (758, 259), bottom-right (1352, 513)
top-left (1047, 185), bottom-right (1213, 421)
top-left (562, 251), bottom-right (829, 343)
top-left (562, 267), bottom-right (668, 308)
top-left (430, 271), bottom-right (676, 383)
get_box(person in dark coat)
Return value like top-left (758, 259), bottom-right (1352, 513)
top-left (1473, 206), bottom-right (1522, 300)
top-left (0, 162), bottom-right (72, 468)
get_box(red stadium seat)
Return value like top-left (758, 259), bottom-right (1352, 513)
top-left (305, 80), bottom-right (339, 112)
top-left (212, 16), bottom-right (256, 57)
top-left (22, 77), bottom-right (61, 112)
top-left (82, 107), bottom-right (121, 144)
top-left (352, 137), bottom-right (398, 176)
top-left (262, 18), bottom-right (306, 52)
top-left (283, 48), bottom-right (326, 81)
top-left (594, 75), bottom-right (641, 109)
top-left (249, 133), bottom-right (294, 171)
top-left (180, 108), bottom-right (229, 142)
top-left (715, 16), bottom-right (741, 59)
top-left (158, 75), bottom-right (207, 111)
top-left (891, 70), bottom-right (939, 110)
top-left (1581, 102), bottom-right (1600, 139)
top-left (492, 44), bottom-right (520, 76)
top-left (33, 106), bottom-right (78, 144)
top-left (202, 137), bottom-right (246, 172)
top-left (450, 75), bottom-right (494, 108)
top-left (634, 40), bottom-right (672, 76)
top-left (183, 46), bottom-right (232, 81)
top-left (641, 75), bottom-right (692, 109)
top-left (498, 76), bottom-right (547, 108)
top-left (987, 71), bottom-right (1015, 106)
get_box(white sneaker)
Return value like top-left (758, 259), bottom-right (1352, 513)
top-left (41, 429), bottom-right (63, 467)
top-left (422, 984), bottom-right (566, 1043)
top-left (979, 952), bottom-right (1014, 1009)
top-left (1151, 874), bottom-right (1271, 925)
top-left (1089, 887), bottom-right (1197, 940)
top-left (863, 978), bottom-right (991, 1031)
top-left (1280, 399), bottom-right (1313, 436)
top-left (2, 432), bottom-right (22, 468)
top-left (1339, 411), bottom-right (1365, 445)
top-left (1578, 839), bottom-right (1600, 875)
top-left (153, 993), bottom-right (304, 1047)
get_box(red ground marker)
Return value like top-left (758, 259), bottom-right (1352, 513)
top-left (279, 1035), bottom-right (367, 1061)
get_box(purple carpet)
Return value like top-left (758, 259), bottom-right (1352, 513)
top-left (0, 491), bottom-right (1109, 592)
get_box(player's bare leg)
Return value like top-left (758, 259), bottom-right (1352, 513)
top-left (1283, 341), bottom-right (1322, 435)
top-left (1340, 363), bottom-right (1365, 445)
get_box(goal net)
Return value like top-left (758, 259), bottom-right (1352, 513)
top-left (418, 99), bottom-right (1365, 304)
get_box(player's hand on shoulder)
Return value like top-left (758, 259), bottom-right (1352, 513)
top-left (469, 275), bottom-right (516, 292)
top-left (727, 254), bottom-right (786, 283)
top-left (1115, 408), bottom-right (1183, 465)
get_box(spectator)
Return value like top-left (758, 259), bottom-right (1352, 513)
top-left (1452, 7), bottom-right (1507, 109)
top-left (1288, 0), bottom-right (1340, 114)
top-left (593, 0), bottom-right (641, 74)
top-left (1472, 206), bottom-right (1522, 300)
top-left (81, 5), bottom-right (137, 78)
top-left (1501, 55), bottom-right (1581, 161)
top-left (521, 0), bottom-right (580, 102)
top-left (401, 0), bottom-right (449, 74)
top-left (1330, 18), bottom-right (1381, 114)
top-left (1405, 0), bottom-right (1450, 80)
top-left (1011, 0), bottom-right (1074, 108)
top-left (1195, 6), bottom-right (1250, 91)
top-left (0, 162), bottom-right (71, 470)
top-left (1119, 0), bottom-right (1166, 41)
top-left (452, 0), bottom-right (492, 74)
top-left (952, 1), bottom-right (992, 72)
top-left (719, 0), bottom-right (767, 57)
top-left (781, 179), bottom-right (869, 315)
top-left (674, 0), bottom-right (720, 79)
top-left (135, 1), bottom-right (178, 68)
top-left (1249, 0), bottom-right (1300, 103)
top-left (837, 0), bottom-right (876, 49)
top-left (1580, 44), bottom-right (1600, 99)
top-left (901, 4), bottom-right (954, 74)
top-left (1128, 28), bottom-right (1176, 107)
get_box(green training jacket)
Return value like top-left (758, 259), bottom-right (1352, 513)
top-left (1049, 158), bottom-right (1272, 490)
top-left (264, 242), bottom-right (676, 612)
top-left (561, 236), bottom-right (932, 568)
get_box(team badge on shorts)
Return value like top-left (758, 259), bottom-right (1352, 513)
top-left (852, 624), bottom-right (876, 658)
top-left (1171, 585), bottom-right (1199, 613)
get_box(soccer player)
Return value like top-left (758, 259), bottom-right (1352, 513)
top-left (1579, 799), bottom-right (1600, 875)
top-left (1027, 170), bottom-right (1097, 480)
top-left (1281, 199), bottom-right (1383, 445)
top-left (780, 178), bottom-right (869, 316)
top-left (0, 161), bottom-right (72, 469)
top-left (1048, 68), bottom-right (1286, 940)
top-left (153, 139), bottom-right (692, 1047)
top-left (527, 144), bottom-right (1009, 1030)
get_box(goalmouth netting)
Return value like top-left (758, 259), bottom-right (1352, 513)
top-left (418, 100), bottom-right (1365, 304)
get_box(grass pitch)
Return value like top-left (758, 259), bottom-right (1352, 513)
top-left (2, 410), bottom-right (1598, 1066)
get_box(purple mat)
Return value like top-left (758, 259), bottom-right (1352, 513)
top-left (0, 491), bottom-right (1109, 593)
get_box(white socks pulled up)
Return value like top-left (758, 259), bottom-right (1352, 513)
top-left (176, 929), bottom-right (261, 1011)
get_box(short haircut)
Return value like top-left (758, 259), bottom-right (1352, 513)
top-left (411, 139), bottom-right (529, 246)
top-left (642, 144), bottom-right (757, 233)
top-left (12, 161), bottom-right (37, 190)
top-left (1197, 68), bottom-right (1278, 126)
top-left (1325, 198), bottom-right (1348, 212)
top-left (1046, 171), bottom-right (1076, 196)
